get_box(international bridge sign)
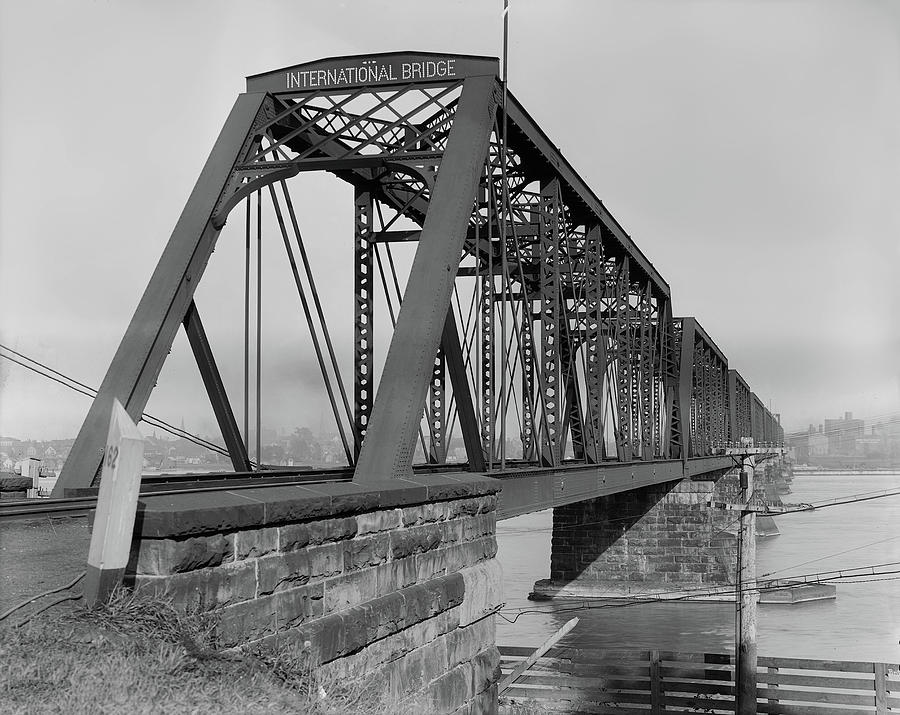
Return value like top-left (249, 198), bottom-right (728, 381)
top-left (245, 51), bottom-right (499, 93)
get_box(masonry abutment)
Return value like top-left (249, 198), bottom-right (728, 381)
top-left (532, 472), bottom-right (744, 601)
top-left (120, 475), bottom-right (503, 714)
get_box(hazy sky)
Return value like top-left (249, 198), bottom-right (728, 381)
top-left (1, 0), bottom-right (898, 441)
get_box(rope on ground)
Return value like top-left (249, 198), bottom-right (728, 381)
top-left (13, 591), bottom-right (84, 629)
top-left (0, 570), bottom-right (86, 623)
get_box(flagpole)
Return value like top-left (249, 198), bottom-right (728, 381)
top-left (503, 0), bottom-right (509, 94)
top-left (500, 0), bottom-right (509, 470)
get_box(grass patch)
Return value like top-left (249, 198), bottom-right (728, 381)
top-left (0, 588), bottom-right (408, 714)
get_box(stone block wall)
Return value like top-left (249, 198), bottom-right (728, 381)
top-left (535, 474), bottom-right (739, 600)
top-left (125, 474), bottom-right (503, 714)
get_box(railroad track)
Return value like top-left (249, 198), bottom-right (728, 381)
top-left (0, 469), bottom-right (350, 521)
top-left (0, 495), bottom-right (100, 520)
top-left (0, 462), bottom-right (470, 522)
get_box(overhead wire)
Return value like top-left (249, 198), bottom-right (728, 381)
top-left (495, 478), bottom-right (900, 539)
top-left (0, 344), bottom-right (233, 459)
top-left (762, 487), bottom-right (900, 515)
top-left (497, 562), bottom-right (900, 624)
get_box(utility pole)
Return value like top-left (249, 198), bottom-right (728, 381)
top-left (735, 454), bottom-right (757, 714)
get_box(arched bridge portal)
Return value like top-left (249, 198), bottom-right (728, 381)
top-left (53, 52), bottom-right (784, 513)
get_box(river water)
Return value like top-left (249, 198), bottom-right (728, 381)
top-left (495, 470), bottom-right (900, 663)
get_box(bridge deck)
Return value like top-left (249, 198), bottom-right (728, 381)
top-left (494, 455), bottom-right (740, 520)
top-left (5, 453), bottom-right (766, 525)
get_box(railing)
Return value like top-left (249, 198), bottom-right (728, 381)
top-left (498, 646), bottom-right (900, 713)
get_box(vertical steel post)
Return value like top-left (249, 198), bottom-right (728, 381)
top-left (677, 317), bottom-right (696, 460)
top-left (716, 361), bottom-right (726, 449)
top-left (520, 307), bottom-right (536, 461)
top-left (736, 454), bottom-right (758, 715)
top-left (538, 180), bottom-right (561, 465)
top-left (613, 259), bottom-right (631, 461)
top-left (500, 11), bottom-right (510, 471)
top-left (354, 188), bottom-right (374, 459)
top-left (244, 198), bottom-right (251, 451)
top-left (638, 283), bottom-right (653, 459)
top-left (427, 348), bottom-right (447, 463)
top-left (583, 226), bottom-right (605, 463)
top-left (659, 298), bottom-right (681, 458)
top-left (728, 370), bottom-right (738, 446)
top-left (697, 343), bottom-right (708, 455)
top-left (255, 189), bottom-right (262, 465)
top-left (480, 198), bottom-right (495, 466)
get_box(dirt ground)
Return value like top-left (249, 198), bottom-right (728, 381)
top-left (0, 516), bottom-right (91, 614)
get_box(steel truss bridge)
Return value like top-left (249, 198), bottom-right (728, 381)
top-left (53, 52), bottom-right (784, 516)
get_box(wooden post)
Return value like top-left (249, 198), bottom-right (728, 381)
top-left (84, 399), bottom-right (145, 606)
top-left (735, 454), bottom-right (757, 714)
top-left (767, 666), bottom-right (779, 709)
top-left (650, 649), bottom-right (666, 713)
top-left (874, 662), bottom-right (888, 714)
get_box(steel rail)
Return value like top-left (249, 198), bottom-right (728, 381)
top-left (0, 461), bottom-right (485, 522)
top-left (0, 472), bottom-right (355, 522)
top-left (2, 448), bottom-right (782, 523)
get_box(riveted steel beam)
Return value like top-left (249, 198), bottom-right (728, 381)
top-left (354, 188), bottom-right (375, 459)
top-left (677, 317), bottom-right (697, 459)
top-left (504, 92), bottom-right (669, 301)
top-left (182, 301), bottom-right (251, 472)
top-left (495, 455), bottom-right (739, 520)
top-left (538, 180), bottom-right (562, 466)
top-left (353, 75), bottom-right (499, 481)
top-left (441, 308), bottom-right (485, 471)
top-left (54, 92), bottom-right (271, 495)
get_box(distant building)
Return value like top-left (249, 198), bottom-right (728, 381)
top-left (808, 426), bottom-right (828, 457)
top-left (823, 411), bottom-right (864, 455)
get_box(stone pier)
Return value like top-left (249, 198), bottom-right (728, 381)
top-left (532, 474), bottom-right (740, 601)
top-left (124, 474), bottom-right (503, 714)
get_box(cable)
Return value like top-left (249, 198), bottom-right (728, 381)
top-left (13, 592), bottom-right (83, 629)
top-left (498, 484), bottom-right (900, 540)
top-left (0, 347), bottom-right (229, 454)
top-left (0, 343), bottom-right (97, 394)
top-left (498, 570), bottom-right (900, 624)
top-left (0, 346), bottom-right (233, 458)
top-left (0, 571), bottom-right (85, 622)
top-left (0, 351), bottom-right (96, 400)
top-left (759, 533), bottom-right (900, 579)
top-left (498, 559), bottom-right (900, 621)
top-left (763, 487), bottom-right (900, 515)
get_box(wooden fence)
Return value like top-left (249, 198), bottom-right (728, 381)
top-left (498, 646), bottom-right (900, 714)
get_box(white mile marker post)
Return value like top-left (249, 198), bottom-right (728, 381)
top-left (84, 399), bottom-right (145, 606)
